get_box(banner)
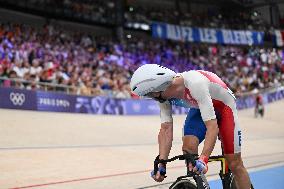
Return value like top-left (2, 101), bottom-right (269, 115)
top-left (275, 30), bottom-right (284, 47)
top-left (75, 96), bottom-right (126, 115)
top-left (0, 87), bottom-right (37, 110)
top-left (124, 99), bottom-right (159, 115)
top-left (37, 91), bottom-right (76, 112)
top-left (1, 87), bottom-right (284, 115)
top-left (152, 22), bottom-right (264, 45)
top-left (265, 87), bottom-right (284, 103)
top-left (236, 87), bottom-right (284, 110)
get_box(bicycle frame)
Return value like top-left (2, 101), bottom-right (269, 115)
top-left (154, 153), bottom-right (235, 189)
top-left (154, 153), bottom-right (210, 189)
top-left (208, 155), bottom-right (234, 188)
top-left (208, 155), bottom-right (228, 175)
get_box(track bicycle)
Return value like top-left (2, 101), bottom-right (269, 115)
top-left (153, 153), bottom-right (254, 189)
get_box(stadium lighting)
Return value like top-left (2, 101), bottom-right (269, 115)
top-left (141, 24), bottom-right (150, 31)
top-left (126, 22), bottom-right (150, 31)
top-left (134, 23), bottom-right (140, 29)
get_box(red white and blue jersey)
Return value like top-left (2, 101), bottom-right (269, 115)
top-left (160, 70), bottom-right (241, 154)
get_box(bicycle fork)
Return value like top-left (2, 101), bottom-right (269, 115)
top-left (185, 158), bottom-right (210, 189)
top-left (210, 156), bottom-right (233, 189)
top-left (194, 173), bottom-right (210, 189)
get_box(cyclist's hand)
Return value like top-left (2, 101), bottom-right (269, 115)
top-left (151, 166), bottom-right (166, 182)
top-left (191, 155), bottom-right (209, 174)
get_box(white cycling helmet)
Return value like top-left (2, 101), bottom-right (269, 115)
top-left (130, 64), bottom-right (176, 96)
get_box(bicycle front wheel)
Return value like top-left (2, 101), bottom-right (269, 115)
top-left (229, 176), bottom-right (237, 189)
top-left (170, 179), bottom-right (197, 189)
top-left (221, 171), bottom-right (237, 189)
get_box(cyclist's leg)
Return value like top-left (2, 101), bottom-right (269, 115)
top-left (254, 106), bottom-right (258, 117)
top-left (259, 105), bottom-right (264, 117)
top-left (182, 108), bottom-right (207, 154)
top-left (218, 105), bottom-right (252, 189)
top-left (224, 153), bottom-right (251, 189)
top-left (182, 109), bottom-right (211, 189)
top-left (183, 136), bottom-right (199, 154)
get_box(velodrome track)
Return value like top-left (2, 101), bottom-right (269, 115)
top-left (0, 100), bottom-right (284, 189)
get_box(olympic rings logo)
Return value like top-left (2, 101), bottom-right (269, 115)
top-left (10, 92), bottom-right (25, 106)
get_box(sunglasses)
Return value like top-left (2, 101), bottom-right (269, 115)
top-left (145, 91), bottom-right (167, 103)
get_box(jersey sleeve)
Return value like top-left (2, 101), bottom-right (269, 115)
top-left (183, 71), bottom-right (216, 122)
top-left (159, 100), bottom-right (173, 123)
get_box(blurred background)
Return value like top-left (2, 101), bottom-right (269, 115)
top-left (0, 0), bottom-right (283, 97)
top-left (0, 0), bottom-right (284, 189)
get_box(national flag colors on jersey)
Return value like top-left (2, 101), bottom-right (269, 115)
top-left (160, 70), bottom-right (242, 154)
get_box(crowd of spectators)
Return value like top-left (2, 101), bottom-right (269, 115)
top-left (125, 6), bottom-right (267, 31)
top-left (0, 0), bottom-right (269, 30)
top-left (0, 22), bottom-right (283, 99)
top-left (0, 23), bottom-right (132, 98)
top-left (0, 0), bottom-right (116, 24)
top-left (55, 0), bottom-right (116, 24)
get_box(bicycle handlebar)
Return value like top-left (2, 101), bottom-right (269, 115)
top-left (153, 153), bottom-right (198, 175)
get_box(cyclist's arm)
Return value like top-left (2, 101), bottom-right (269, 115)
top-left (202, 119), bottom-right (218, 157)
top-left (159, 122), bottom-right (173, 160)
top-left (189, 81), bottom-right (219, 158)
top-left (158, 101), bottom-right (173, 160)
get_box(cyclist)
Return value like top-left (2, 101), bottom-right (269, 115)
top-left (255, 92), bottom-right (264, 118)
top-left (130, 64), bottom-right (252, 189)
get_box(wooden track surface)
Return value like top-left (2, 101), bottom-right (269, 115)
top-left (0, 100), bottom-right (284, 189)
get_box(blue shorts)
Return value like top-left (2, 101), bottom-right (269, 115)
top-left (183, 108), bottom-right (207, 143)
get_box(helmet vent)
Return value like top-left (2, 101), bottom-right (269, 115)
top-left (157, 73), bottom-right (165, 75)
top-left (132, 86), bottom-right (137, 91)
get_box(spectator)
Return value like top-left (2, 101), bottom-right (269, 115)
top-left (0, 22), bottom-right (283, 98)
